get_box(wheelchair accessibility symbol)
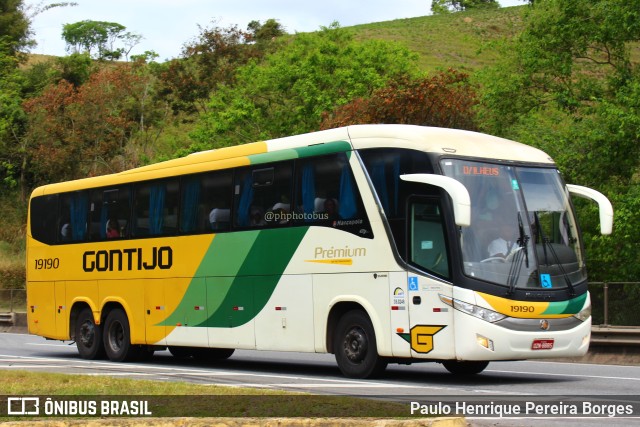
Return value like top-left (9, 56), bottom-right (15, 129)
top-left (408, 276), bottom-right (419, 291)
top-left (540, 274), bottom-right (553, 288)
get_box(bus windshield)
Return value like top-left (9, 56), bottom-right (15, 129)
top-left (441, 160), bottom-right (586, 292)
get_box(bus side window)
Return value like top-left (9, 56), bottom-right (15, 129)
top-left (30, 195), bottom-right (58, 245)
top-left (133, 179), bottom-right (179, 237)
top-left (96, 187), bottom-right (131, 240)
top-left (180, 170), bottom-right (233, 234)
top-left (234, 162), bottom-right (293, 229)
top-left (409, 199), bottom-right (450, 279)
top-left (295, 152), bottom-right (372, 238)
top-left (59, 191), bottom-right (89, 243)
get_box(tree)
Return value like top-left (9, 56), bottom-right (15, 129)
top-left (189, 23), bottom-right (419, 150)
top-left (62, 20), bottom-right (141, 60)
top-left (157, 20), bottom-right (283, 116)
top-left (23, 64), bottom-right (149, 183)
top-left (431, 0), bottom-right (499, 14)
top-left (0, 41), bottom-right (27, 196)
top-left (0, 0), bottom-right (30, 55)
top-left (320, 69), bottom-right (477, 130)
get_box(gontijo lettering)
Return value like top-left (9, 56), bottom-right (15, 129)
top-left (82, 246), bottom-right (172, 272)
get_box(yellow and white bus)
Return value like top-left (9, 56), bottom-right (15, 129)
top-left (26, 124), bottom-right (613, 378)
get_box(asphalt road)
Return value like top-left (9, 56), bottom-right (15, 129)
top-left (1, 332), bottom-right (639, 425)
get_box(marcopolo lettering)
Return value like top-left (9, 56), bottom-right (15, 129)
top-left (83, 246), bottom-right (173, 272)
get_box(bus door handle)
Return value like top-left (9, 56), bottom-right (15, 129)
top-left (413, 296), bottom-right (421, 305)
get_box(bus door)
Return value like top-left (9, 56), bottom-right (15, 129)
top-left (405, 197), bottom-right (456, 360)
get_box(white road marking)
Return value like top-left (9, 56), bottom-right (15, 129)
top-left (25, 342), bottom-right (74, 347)
top-left (487, 368), bottom-right (640, 382)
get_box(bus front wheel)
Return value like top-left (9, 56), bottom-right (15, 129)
top-left (442, 360), bottom-right (489, 375)
top-left (333, 310), bottom-right (387, 379)
top-left (103, 308), bottom-right (138, 362)
top-left (75, 308), bottom-right (105, 360)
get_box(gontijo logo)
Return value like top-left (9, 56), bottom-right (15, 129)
top-left (82, 246), bottom-right (173, 272)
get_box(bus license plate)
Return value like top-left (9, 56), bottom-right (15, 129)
top-left (531, 339), bottom-right (554, 350)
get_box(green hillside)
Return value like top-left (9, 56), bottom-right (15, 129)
top-left (352, 6), bottom-right (524, 72)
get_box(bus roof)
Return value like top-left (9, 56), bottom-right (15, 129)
top-left (32, 125), bottom-right (554, 196)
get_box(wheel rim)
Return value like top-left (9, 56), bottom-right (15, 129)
top-left (108, 321), bottom-right (124, 352)
top-left (79, 320), bottom-right (95, 348)
top-left (343, 326), bottom-right (368, 364)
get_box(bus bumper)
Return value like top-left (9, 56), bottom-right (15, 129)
top-left (452, 311), bottom-right (591, 361)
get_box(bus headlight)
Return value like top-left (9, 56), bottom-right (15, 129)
top-left (573, 302), bottom-right (592, 322)
top-left (439, 295), bottom-right (506, 323)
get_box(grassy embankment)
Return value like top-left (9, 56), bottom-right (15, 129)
top-left (1, 371), bottom-right (413, 419)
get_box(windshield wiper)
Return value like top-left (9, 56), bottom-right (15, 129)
top-left (506, 213), bottom-right (530, 296)
top-left (534, 212), bottom-right (576, 297)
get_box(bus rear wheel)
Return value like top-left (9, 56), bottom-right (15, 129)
top-left (75, 308), bottom-right (105, 360)
top-left (334, 310), bottom-right (387, 379)
top-left (442, 360), bottom-right (489, 375)
top-left (103, 308), bottom-right (138, 362)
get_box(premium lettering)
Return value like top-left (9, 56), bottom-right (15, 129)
top-left (314, 245), bottom-right (366, 259)
top-left (83, 246), bottom-right (172, 272)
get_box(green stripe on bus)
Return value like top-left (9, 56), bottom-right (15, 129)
top-left (202, 227), bottom-right (309, 327)
top-left (294, 141), bottom-right (352, 158)
top-left (248, 141), bottom-right (351, 165)
top-left (160, 227), bottom-right (309, 328)
top-left (541, 293), bottom-right (587, 315)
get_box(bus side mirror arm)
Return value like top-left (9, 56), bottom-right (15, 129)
top-left (400, 174), bottom-right (471, 227)
top-left (566, 184), bottom-right (614, 235)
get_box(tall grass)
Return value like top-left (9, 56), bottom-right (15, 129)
top-left (0, 192), bottom-right (26, 291)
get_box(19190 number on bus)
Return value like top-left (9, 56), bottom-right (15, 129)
top-left (35, 258), bottom-right (59, 270)
top-left (511, 305), bottom-right (535, 313)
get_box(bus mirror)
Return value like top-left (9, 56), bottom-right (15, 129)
top-left (566, 184), bottom-right (614, 235)
top-left (400, 174), bottom-right (471, 227)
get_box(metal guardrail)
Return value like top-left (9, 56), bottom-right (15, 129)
top-left (589, 282), bottom-right (640, 327)
top-left (591, 326), bottom-right (640, 346)
top-left (0, 312), bottom-right (15, 326)
top-left (0, 289), bottom-right (26, 314)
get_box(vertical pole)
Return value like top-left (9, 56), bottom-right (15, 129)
top-left (603, 282), bottom-right (609, 326)
top-left (9, 289), bottom-right (13, 313)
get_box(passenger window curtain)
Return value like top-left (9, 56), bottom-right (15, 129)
top-left (181, 178), bottom-right (200, 233)
top-left (99, 199), bottom-right (108, 239)
top-left (338, 168), bottom-right (357, 219)
top-left (237, 173), bottom-right (254, 227)
top-left (370, 162), bottom-right (390, 214)
top-left (301, 164), bottom-right (316, 218)
top-left (149, 183), bottom-right (166, 235)
top-left (70, 192), bottom-right (88, 241)
top-left (393, 157), bottom-right (400, 216)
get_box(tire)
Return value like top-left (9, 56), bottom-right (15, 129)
top-left (75, 308), bottom-right (105, 360)
top-left (103, 308), bottom-right (138, 362)
top-left (442, 360), bottom-right (489, 375)
top-left (333, 310), bottom-right (387, 379)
